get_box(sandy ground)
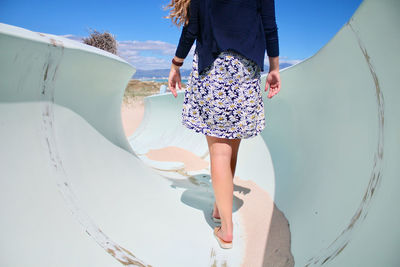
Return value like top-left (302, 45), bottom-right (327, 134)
top-left (233, 176), bottom-right (294, 267)
top-left (121, 97), bottom-right (294, 267)
top-left (121, 99), bottom-right (145, 137)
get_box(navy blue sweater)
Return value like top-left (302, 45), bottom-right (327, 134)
top-left (175, 0), bottom-right (279, 75)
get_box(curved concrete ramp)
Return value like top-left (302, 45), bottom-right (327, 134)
top-left (1, 0), bottom-right (399, 266)
top-left (259, 1), bottom-right (400, 266)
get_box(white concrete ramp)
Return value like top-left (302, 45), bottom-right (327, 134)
top-left (1, 0), bottom-right (399, 266)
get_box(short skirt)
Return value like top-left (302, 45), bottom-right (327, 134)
top-left (181, 49), bottom-right (265, 139)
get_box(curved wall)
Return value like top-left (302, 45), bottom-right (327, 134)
top-left (259, 0), bottom-right (400, 266)
top-left (0, 0), bottom-right (399, 266)
top-left (0, 23), bottom-right (135, 154)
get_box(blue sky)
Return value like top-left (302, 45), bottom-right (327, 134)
top-left (1, 0), bottom-right (363, 70)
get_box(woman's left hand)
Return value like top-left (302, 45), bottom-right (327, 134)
top-left (168, 64), bottom-right (182, 98)
top-left (265, 70), bottom-right (281, 99)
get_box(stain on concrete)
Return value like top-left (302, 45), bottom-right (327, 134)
top-left (305, 18), bottom-right (385, 266)
top-left (38, 38), bottom-right (151, 267)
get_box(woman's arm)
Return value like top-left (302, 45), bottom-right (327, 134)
top-left (169, 1), bottom-right (199, 98)
top-left (260, 0), bottom-right (280, 98)
top-left (260, 0), bottom-right (279, 58)
top-left (174, 0), bottom-right (199, 60)
top-left (268, 56), bottom-right (279, 72)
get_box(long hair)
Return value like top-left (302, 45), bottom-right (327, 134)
top-left (163, 0), bottom-right (191, 27)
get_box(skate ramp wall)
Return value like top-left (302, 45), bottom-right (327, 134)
top-left (1, 0), bottom-right (399, 266)
top-left (129, 0), bottom-right (400, 266)
top-left (259, 0), bottom-right (399, 266)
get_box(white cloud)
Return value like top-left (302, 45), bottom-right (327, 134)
top-left (61, 34), bottom-right (83, 42)
top-left (117, 40), bottom-right (195, 69)
top-left (62, 34), bottom-right (195, 70)
top-left (118, 40), bottom-right (176, 55)
top-left (280, 59), bottom-right (304, 65)
top-left (61, 35), bottom-right (301, 70)
top-left (264, 53), bottom-right (303, 66)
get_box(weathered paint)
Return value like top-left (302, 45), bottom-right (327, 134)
top-left (1, 0), bottom-right (399, 266)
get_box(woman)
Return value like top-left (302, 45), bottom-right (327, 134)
top-left (165, 0), bottom-right (281, 249)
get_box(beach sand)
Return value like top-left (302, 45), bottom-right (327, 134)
top-left (233, 176), bottom-right (294, 267)
top-left (121, 99), bottom-right (145, 137)
top-left (121, 84), bottom-right (294, 266)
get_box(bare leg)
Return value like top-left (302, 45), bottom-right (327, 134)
top-left (206, 135), bottom-right (241, 242)
top-left (213, 137), bottom-right (241, 219)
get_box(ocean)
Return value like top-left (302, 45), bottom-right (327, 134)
top-left (139, 78), bottom-right (189, 84)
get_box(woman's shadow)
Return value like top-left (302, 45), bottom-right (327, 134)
top-left (165, 173), bottom-right (251, 227)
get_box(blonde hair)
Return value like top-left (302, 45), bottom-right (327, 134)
top-left (163, 0), bottom-right (191, 27)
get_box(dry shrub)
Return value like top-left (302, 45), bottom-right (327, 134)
top-left (82, 29), bottom-right (117, 55)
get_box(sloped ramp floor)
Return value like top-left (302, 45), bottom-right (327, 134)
top-left (1, 0), bottom-right (400, 266)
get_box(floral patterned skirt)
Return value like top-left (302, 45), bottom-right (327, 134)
top-left (181, 49), bottom-right (265, 139)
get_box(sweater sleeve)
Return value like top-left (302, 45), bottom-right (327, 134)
top-left (260, 0), bottom-right (279, 57)
top-left (174, 0), bottom-right (199, 59)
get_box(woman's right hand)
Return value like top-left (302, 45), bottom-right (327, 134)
top-left (168, 64), bottom-right (182, 98)
top-left (265, 70), bottom-right (281, 99)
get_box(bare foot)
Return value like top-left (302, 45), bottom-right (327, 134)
top-left (213, 201), bottom-right (221, 219)
top-left (216, 226), bottom-right (233, 243)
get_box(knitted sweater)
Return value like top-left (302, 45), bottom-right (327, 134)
top-left (175, 0), bottom-right (279, 75)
